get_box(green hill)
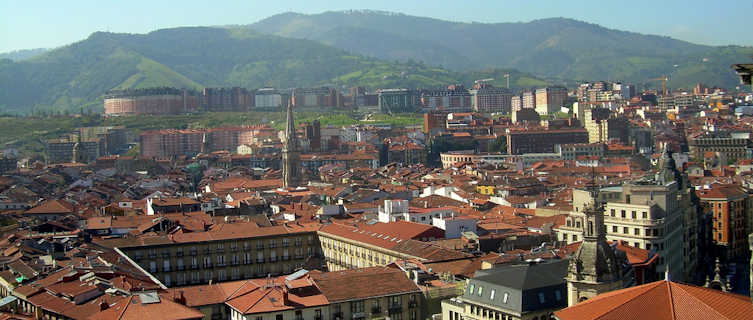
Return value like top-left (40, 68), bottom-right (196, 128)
top-left (251, 10), bottom-right (752, 89)
top-left (0, 26), bottom-right (546, 114)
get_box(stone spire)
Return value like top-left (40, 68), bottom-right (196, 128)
top-left (282, 103), bottom-right (300, 189)
top-left (566, 186), bottom-right (624, 306)
top-left (200, 132), bottom-right (209, 155)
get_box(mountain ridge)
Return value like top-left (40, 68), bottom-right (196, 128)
top-left (250, 11), bottom-right (751, 88)
top-left (0, 26), bottom-right (545, 113)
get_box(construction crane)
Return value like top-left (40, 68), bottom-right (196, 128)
top-left (647, 75), bottom-right (669, 96)
top-left (503, 74), bottom-right (510, 89)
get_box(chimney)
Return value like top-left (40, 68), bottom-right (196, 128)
top-left (99, 300), bottom-right (109, 311)
top-left (174, 291), bottom-right (187, 305)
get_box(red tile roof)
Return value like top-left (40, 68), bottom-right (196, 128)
top-left (24, 199), bottom-right (73, 215)
top-left (554, 280), bottom-right (753, 320)
top-left (310, 266), bottom-right (420, 302)
top-left (89, 294), bottom-right (205, 320)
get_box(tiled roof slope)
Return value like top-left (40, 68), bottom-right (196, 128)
top-left (311, 266), bottom-right (420, 302)
top-left (554, 280), bottom-right (753, 320)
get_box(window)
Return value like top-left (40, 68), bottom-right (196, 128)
top-left (572, 234), bottom-right (578, 242)
top-left (490, 289), bottom-right (496, 300)
top-left (634, 228), bottom-right (640, 235)
top-left (612, 226), bottom-right (617, 232)
top-left (631, 211), bottom-right (636, 219)
top-left (621, 210), bottom-right (626, 218)
top-left (623, 227), bottom-right (628, 234)
top-left (350, 300), bottom-right (364, 313)
top-left (610, 209), bottom-right (615, 216)
top-left (295, 310), bottom-right (303, 320)
top-left (469, 284), bottom-right (475, 294)
top-left (538, 292), bottom-right (546, 303)
top-left (502, 292), bottom-right (510, 303)
top-left (315, 309), bottom-right (322, 320)
top-left (477, 286), bottom-right (483, 296)
top-left (634, 242), bottom-right (640, 248)
top-left (276, 315), bottom-right (283, 320)
top-left (555, 290), bottom-right (562, 301)
top-left (642, 212), bottom-right (648, 219)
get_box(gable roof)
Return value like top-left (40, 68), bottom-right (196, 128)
top-left (24, 200), bottom-right (73, 215)
top-left (554, 280), bottom-right (753, 320)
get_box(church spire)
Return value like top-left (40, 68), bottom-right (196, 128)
top-left (282, 103), bottom-right (300, 189)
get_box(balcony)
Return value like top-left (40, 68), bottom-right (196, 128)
top-left (333, 312), bottom-right (343, 320)
top-left (388, 304), bottom-right (402, 313)
top-left (191, 264), bottom-right (199, 270)
top-left (190, 250), bottom-right (197, 256)
top-left (176, 251), bottom-right (184, 257)
top-left (163, 266), bottom-right (171, 272)
top-left (257, 258), bottom-right (265, 263)
top-left (371, 307), bottom-right (381, 314)
top-left (216, 248), bottom-right (225, 253)
top-left (257, 245), bottom-right (265, 250)
top-left (177, 265), bottom-right (185, 271)
top-left (351, 312), bottom-right (366, 319)
top-left (269, 257), bottom-right (277, 262)
top-left (409, 301), bottom-right (417, 308)
top-left (161, 252), bottom-right (170, 258)
top-left (282, 255), bottom-right (290, 261)
top-left (217, 262), bottom-right (226, 267)
top-left (230, 246), bottom-right (238, 252)
top-left (204, 263), bottom-right (213, 268)
top-left (148, 253), bottom-right (158, 259)
top-left (269, 243), bottom-right (277, 249)
top-left (295, 255), bottom-right (304, 260)
top-left (282, 242), bottom-right (290, 248)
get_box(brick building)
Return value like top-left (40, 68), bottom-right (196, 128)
top-left (697, 184), bottom-right (752, 260)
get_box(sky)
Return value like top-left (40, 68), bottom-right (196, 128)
top-left (2, 0), bottom-right (752, 53)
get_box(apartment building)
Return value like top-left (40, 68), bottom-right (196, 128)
top-left (688, 131), bottom-right (752, 162)
top-left (378, 89), bottom-right (420, 113)
top-left (100, 222), bottom-right (322, 287)
top-left (292, 87), bottom-right (343, 108)
top-left (420, 85), bottom-right (472, 112)
top-left (202, 87), bottom-right (254, 112)
top-left (557, 177), bottom-right (690, 280)
top-left (470, 84), bottom-right (513, 114)
top-left (534, 87), bottom-right (568, 115)
top-left (255, 88), bottom-right (289, 109)
top-left (506, 128), bottom-right (589, 155)
top-left (318, 223), bottom-right (470, 272)
top-left (173, 267), bottom-right (422, 320)
top-left (697, 184), bottom-right (752, 259)
top-left (521, 91), bottom-right (536, 110)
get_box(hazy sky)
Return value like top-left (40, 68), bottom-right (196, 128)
top-left (2, 0), bottom-right (752, 53)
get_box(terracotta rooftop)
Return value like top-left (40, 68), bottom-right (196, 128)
top-left (89, 293), bottom-right (205, 320)
top-left (311, 266), bottom-right (420, 302)
top-left (554, 280), bottom-right (753, 320)
top-left (24, 199), bottom-right (74, 215)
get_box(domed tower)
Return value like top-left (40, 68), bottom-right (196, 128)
top-left (567, 187), bottom-right (624, 306)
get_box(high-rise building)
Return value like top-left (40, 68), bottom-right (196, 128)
top-left (282, 104), bottom-right (301, 189)
top-left (535, 87), bottom-right (568, 115)
top-left (469, 84), bottom-right (513, 114)
top-left (697, 184), bottom-right (752, 260)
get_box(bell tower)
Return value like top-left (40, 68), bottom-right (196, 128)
top-left (566, 186), bottom-right (624, 306)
